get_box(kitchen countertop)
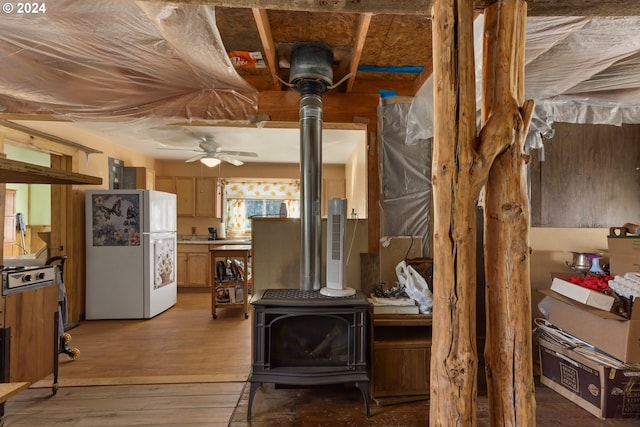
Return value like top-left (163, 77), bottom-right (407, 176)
top-left (177, 238), bottom-right (251, 246)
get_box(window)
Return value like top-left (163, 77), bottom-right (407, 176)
top-left (224, 179), bottom-right (300, 236)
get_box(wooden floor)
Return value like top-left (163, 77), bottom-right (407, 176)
top-left (2, 291), bottom-right (639, 426)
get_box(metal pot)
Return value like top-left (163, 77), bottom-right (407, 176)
top-left (566, 251), bottom-right (592, 274)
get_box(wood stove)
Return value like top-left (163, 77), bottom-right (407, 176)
top-left (248, 288), bottom-right (370, 419)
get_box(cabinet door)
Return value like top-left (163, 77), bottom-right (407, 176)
top-left (195, 178), bottom-right (216, 217)
top-left (176, 252), bottom-right (188, 287)
top-left (373, 347), bottom-right (430, 397)
top-left (175, 177), bottom-right (195, 217)
top-left (155, 176), bottom-right (176, 194)
top-left (145, 169), bottom-right (156, 190)
top-left (187, 252), bottom-right (210, 287)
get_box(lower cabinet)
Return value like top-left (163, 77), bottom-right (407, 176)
top-left (176, 245), bottom-right (210, 288)
top-left (369, 312), bottom-right (432, 404)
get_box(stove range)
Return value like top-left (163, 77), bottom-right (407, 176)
top-left (1, 265), bottom-right (56, 295)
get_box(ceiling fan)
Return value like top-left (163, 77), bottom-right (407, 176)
top-left (159, 135), bottom-right (258, 167)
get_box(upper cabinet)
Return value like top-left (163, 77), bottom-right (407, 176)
top-left (195, 177), bottom-right (217, 217)
top-left (122, 167), bottom-right (155, 190)
top-left (156, 176), bottom-right (221, 218)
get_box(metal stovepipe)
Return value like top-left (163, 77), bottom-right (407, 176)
top-left (299, 88), bottom-right (323, 291)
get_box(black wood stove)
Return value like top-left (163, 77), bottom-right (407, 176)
top-left (248, 288), bottom-right (370, 419)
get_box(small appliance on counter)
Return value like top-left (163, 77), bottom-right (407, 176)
top-left (208, 227), bottom-right (218, 240)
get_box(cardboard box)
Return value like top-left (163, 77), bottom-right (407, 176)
top-left (542, 288), bottom-right (640, 363)
top-left (608, 236), bottom-right (640, 275)
top-left (539, 337), bottom-right (640, 419)
top-left (550, 277), bottom-right (615, 312)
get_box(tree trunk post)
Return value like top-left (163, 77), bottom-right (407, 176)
top-left (481, 1), bottom-right (536, 426)
top-left (430, 0), bottom-right (481, 425)
top-left (431, 0), bottom-right (535, 425)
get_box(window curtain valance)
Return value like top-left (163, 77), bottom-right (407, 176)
top-left (224, 178), bottom-right (300, 200)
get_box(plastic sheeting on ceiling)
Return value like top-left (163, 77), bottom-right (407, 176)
top-left (525, 16), bottom-right (640, 127)
top-left (0, 0), bottom-right (257, 122)
top-left (407, 15), bottom-right (640, 152)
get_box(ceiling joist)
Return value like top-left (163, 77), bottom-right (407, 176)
top-left (140, 1), bottom-right (640, 16)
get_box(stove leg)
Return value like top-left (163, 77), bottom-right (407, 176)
top-left (247, 381), bottom-right (262, 420)
top-left (355, 381), bottom-right (370, 417)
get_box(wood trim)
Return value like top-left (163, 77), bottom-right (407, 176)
top-left (0, 120), bottom-right (102, 155)
top-left (0, 157), bottom-right (102, 185)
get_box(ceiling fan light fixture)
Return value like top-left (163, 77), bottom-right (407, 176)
top-left (200, 157), bottom-right (221, 167)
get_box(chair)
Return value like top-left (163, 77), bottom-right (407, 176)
top-left (45, 256), bottom-right (80, 360)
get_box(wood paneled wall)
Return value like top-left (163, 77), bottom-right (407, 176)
top-left (530, 123), bottom-right (640, 228)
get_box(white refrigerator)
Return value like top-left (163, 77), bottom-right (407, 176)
top-left (85, 189), bottom-right (178, 319)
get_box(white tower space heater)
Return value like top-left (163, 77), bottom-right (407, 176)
top-left (320, 198), bottom-right (356, 297)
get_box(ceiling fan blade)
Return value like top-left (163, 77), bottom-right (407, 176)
top-left (218, 150), bottom-right (258, 158)
top-left (157, 147), bottom-right (202, 153)
top-left (185, 153), bottom-right (206, 162)
top-left (217, 154), bottom-right (244, 166)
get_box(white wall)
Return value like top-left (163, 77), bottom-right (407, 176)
top-left (345, 132), bottom-right (368, 219)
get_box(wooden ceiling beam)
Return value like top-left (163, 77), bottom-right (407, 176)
top-left (346, 13), bottom-right (372, 93)
top-left (0, 121), bottom-right (103, 157)
top-left (143, 1), bottom-right (640, 16)
top-left (252, 8), bottom-right (281, 90)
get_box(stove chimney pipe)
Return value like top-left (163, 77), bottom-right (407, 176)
top-left (289, 41), bottom-right (333, 291)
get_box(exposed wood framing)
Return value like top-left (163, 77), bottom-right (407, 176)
top-left (251, 8), bottom-right (281, 90)
top-left (346, 13), bottom-right (372, 93)
top-left (143, 0), bottom-right (640, 16)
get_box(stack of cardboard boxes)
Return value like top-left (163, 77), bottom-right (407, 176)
top-left (538, 235), bottom-right (640, 419)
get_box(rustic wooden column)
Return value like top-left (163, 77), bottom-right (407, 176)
top-left (481, 1), bottom-right (536, 426)
top-left (431, 0), bottom-right (534, 425)
top-left (431, 0), bottom-right (492, 425)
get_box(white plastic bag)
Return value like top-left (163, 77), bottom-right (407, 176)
top-left (396, 260), bottom-right (433, 314)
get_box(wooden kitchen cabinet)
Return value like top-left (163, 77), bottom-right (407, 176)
top-left (195, 177), bottom-right (218, 217)
top-left (155, 176), bottom-right (175, 193)
top-left (175, 177), bottom-right (195, 216)
top-left (155, 176), bottom-right (219, 218)
top-left (176, 245), bottom-right (210, 288)
top-left (369, 312), bottom-right (432, 404)
top-left (122, 167), bottom-right (155, 190)
top-left (2, 283), bottom-right (58, 383)
top-left (155, 176), bottom-right (195, 216)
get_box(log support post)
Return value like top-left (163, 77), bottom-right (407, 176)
top-left (430, 0), bottom-right (534, 425)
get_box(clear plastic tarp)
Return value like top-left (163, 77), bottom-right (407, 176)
top-left (407, 16), bottom-right (640, 151)
top-left (378, 98), bottom-right (432, 258)
top-left (396, 16), bottom-right (640, 248)
top-left (0, 0), bottom-right (257, 123)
